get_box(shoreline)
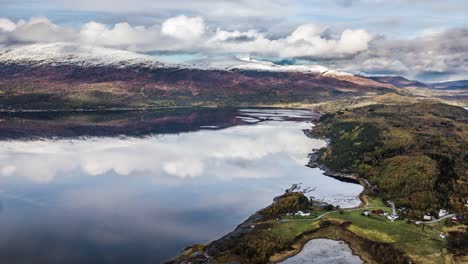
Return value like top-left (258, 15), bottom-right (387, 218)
top-left (270, 125), bottom-right (376, 263)
top-left (170, 117), bottom-right (382, 264)
top-left (169, 104), bottom-right (466, 264)
top-left (305, 129), bottom-right (371, 209)
top-left (269, 219), bottom-right (413, 264)
top-left (0, 104), bottom-right (317, 114)
top-left (270, 224), bottom-right (377, 263)
top-left (279, 237), bottom-right (367, 264)
top-left (271, 185), bottom-right (373, 263)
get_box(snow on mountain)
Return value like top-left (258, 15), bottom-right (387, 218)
top-left (0, 43), bottom-right (168, 69)
top-left (229, 57), bottom-right (353, 76)
top-left (0, 43), bottom-right (353, 77)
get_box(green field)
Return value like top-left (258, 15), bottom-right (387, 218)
top-left (267, 197), bottom-right (449, 264)
top-left (175, 192), bottom-right (464, 264)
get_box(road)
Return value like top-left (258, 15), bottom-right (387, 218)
top-left (416, 214), bottom-right (456, 225)
top-left (282, 208), bottom-right (456, 225)
top-left (280, 207), bottom-right (378, 222)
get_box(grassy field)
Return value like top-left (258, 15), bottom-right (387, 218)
top-left (175, 193), bottom-right (464, 264)
top-left (325, 211), bottom-right (446, 260)
top-left (266, 197), bottom-right (451, 264)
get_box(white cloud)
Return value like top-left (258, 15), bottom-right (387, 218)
top-left (0, 16), bottom-right (373, 59)
top-left (334, 27), bottom-right (468, 81)
top-left (161, 15), bottom-right (205, 41)
top-left (1, 15), bottom-right (467, 80)
top-left (287, 24), bottom-right (324, 43)
top-left (0, 17), bottom-right (76, 46)
top-left (0, 18), bottom-right (16, 32)
top-left (208, 24), bottom-right (373, 59)
top-left (79, 21), bottom-right (162, 50)
top-left (360, 57), bottom-right (409, 73)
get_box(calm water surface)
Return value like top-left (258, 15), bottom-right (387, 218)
top-left (280, 239), bottom-right (363, 264)
top-left (0, 108), bottom-right (362, 263)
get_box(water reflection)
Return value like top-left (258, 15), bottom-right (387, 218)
top-left (0, 109), bottom-right (363, 263)
top-left (280, 239), bottom-right (363, 264)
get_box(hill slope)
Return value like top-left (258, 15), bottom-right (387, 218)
top-left (0, 43), bottom-right (401, 110)
top-left (312, 101), bottom-right (468, 215)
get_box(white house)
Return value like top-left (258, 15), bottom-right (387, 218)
top-left (438, 209), bottom-right (448, 218)
top-left (423, 214), bottom-right (432, 221)
top-left (295, 211), bottom-right (311, 217)
top-left (387, 214), bottom-right (399, 221)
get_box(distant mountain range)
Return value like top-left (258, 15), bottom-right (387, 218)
top-left (0, 43), bottom-right (465, 110)
top-left (368, 76), bottom-right (428, 88)
top-left (428, 80), bottom-right (468, 90)
top-left (367, 75), bottom-right (467, 102)
top-left (369, 75), bottom-right (468, 90)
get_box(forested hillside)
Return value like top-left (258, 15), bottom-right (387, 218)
top-left (313, 101), bottom-right (467, 215)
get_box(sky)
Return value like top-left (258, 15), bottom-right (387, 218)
top-left (0, 0), bottom-right (467, 81)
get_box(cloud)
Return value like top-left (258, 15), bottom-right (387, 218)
top-left (0, 18), bottom-right (16, 32)
top-left (207, 24), bottom-right (373, 59)
top-left (79, 21), bottom-right (163, 50)
top-left (0, 17), bottom-right (76, 46)
top-left (161, 16), bottom-right (205, 40)
top-left (336, 27), bottom-right (468, 81)
top-left (78, 17), bottom-right (206, 52)
top-left (0, 16), bottom-right (373, 59)
top-left (4, 0), bottom-right (468, 42)
top-left (1, 15), bottom-right (466, 81)
top-left (284, 26), bottom-right (372, 58)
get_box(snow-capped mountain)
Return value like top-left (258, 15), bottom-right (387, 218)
top-left (229, 57), bottom-right (353, 76)
top-left (0, 43), bottom-right (168, 69)
top-left (0, 43), bottom-right (398, 111)
top-left (0, 43), bottom-right (353, 77)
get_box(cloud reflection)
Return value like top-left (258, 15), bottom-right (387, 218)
top-left (0, 121), bottom-right (321, 182)
top-left (0, 112), bottom-right (363, 263)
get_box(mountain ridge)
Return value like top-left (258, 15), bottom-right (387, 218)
top-left (0, 43), bottom-right (430, 111)
top-left (0, 43), bottom-right (354, 77)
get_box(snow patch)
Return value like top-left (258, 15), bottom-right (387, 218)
top-left (0, 43), bottom-right (353, 76)
top-left (229, 57), bottom-right (353, 76)
top-left (0, 42), bottom-right (168, 69)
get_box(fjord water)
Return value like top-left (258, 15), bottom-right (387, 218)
top-left (0, 108), bottom-right (362, 263)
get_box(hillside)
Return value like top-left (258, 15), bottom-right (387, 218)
top-left (369, 76), bottom-right (428, 88)
top-left (312, 101), bottom-right (468, 215)
top-left (0, 43), bottom-right (402, 111)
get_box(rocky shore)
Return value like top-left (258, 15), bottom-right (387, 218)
top-left (307, 150), bottom-right (363, 185)
top-left (304, 127), bottom-right (368, 187)
top-left (165, 192), bottom-right (341, 264)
